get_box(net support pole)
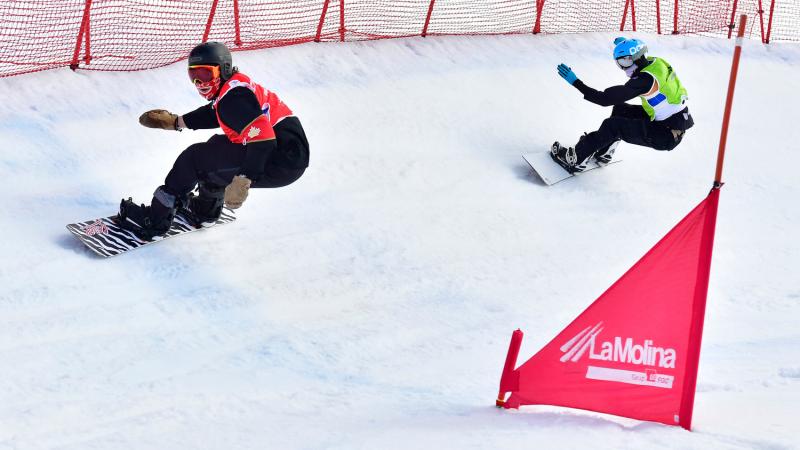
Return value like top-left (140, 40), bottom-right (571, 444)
top-left (339, 0), bottom-right (346, 41)
top-left (70, 0), bottom-right (93, 70)
top-left (82, 5), bottom-right (92, 66)
top-left (631, 0), bottom-right (637, 31)
top-left (233, 0), bottom-right (242, 46)
top-left (421, 0), bottom-right (436, 37)
top-left (202, 0), bottom-right (220, 43)
top-left (620, 0), bottom-right (630, 31)
top-left (656, 0), bottom-right (662, 34)
top-left (756, 0), bottom-right (766, 43)
top-left (532, 0), bottom-right (546, 34)
top-left (315, 0), bottom-right (331, 42)
top-left (715, 14), bottom-right (747, 188)
top-left (727, 0), bottom-right (740, 39)
top-left (672, 0), bottom-right (679, 34)
top-left (765, 0), bottom-right (775, 43)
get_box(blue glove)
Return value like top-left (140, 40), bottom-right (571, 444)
top-left (557, 63), bottom-right (578, 85)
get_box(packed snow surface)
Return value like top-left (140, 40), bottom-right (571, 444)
top-left (1, 33), bottom-right (798, 449)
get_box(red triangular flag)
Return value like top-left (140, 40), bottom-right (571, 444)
top-left (498, 188), bottom-right (720, 430)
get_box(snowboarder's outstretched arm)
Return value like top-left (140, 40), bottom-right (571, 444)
top-left (573, 75), bottom-right (652, 106)
top-left (138, 104), bottom-right (219, 131)
top-left (181, 103), bottom-right (220, 130)
top-left (557, 63), bottom-right (653, 107)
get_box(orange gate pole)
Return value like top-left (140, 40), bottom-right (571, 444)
top-left (715, 15), bottom-right (747, 188)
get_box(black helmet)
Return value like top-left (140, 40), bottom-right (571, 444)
top-left (188, 42), bottom-right (233, 79)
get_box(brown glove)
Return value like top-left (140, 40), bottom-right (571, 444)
top-left (139, 109), bottom-right (178, 130)
top-left (224, 176), bottom-right (252, 209)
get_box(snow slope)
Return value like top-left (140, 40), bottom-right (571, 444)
top-left (1, 33), bottom-right (799, 449)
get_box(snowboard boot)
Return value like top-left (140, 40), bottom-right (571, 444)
top-left (594, 140), bottom-right (619, 165)
top-left (116, 186), bottom-right (179, 240)
top-left (551, 141), bottom-right (592, 174)
top-left (183, 182), bottom-right (225, 228)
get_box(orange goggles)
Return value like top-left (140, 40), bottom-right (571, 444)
top-left (188, 65), bottom-right (220, 84)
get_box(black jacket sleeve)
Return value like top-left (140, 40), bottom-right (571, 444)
top-left (182, 103), bottom-right (219, 129)
top-left (216, 87), bottom-right (276, 180)
top-left (572, 73), bottom-right (654, 107)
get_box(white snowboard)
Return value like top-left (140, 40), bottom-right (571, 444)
top-left (523, 152), bottom-right (621, 186)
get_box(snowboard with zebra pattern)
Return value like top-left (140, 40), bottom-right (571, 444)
top-left (66, 208), bottom-right (236, 257)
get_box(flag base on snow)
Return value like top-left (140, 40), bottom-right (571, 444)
top-left (496, 187), bottom-right (721, 431)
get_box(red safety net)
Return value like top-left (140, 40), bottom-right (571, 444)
top-left (0, 0), bottom-right (797, 78)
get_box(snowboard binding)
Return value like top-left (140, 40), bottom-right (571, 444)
top-left (550, 141), bottom-right (589, 174)
top-left (115, 187), bottom-right (179, 240)
top-left (594, 141), bottom-right (619, 165)
top-left (181, 182), bottom-right (225, 228)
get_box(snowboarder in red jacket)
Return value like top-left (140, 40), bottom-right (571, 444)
top-left (117, 42), bottom-right (309, 239)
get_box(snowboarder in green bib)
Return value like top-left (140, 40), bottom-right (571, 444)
top-left (551, 37), bottom-right (694, 173)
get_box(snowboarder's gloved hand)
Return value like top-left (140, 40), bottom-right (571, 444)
top-left (224, 175), bottom-right (252, 209)
top-left (139, 109), bottom-right (179, 130)
top-left (557, 64), bottom-right (578, 85)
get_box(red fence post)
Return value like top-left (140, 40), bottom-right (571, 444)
top-left (656, 0), bottom-right (662, 34)
top-left (202, 0), bottom-right (220, 43)
top-left (83, 5), bottom-right (92, 66)
top-left (70, 0), bottom-right (93, 70)
top-left (315, 0), bottom-right (331, 42)
top-left (631, 0), bottom-right (637, 31)
top-left (620, 0), bottom-right (630, 31)
top-left (422, 0), bottom-right (436, 37)
top-left (765, 0), bottom-right (775, 43)
top-left (727, 0), bottom-right (739, 39)
top-left (532, 0), bottom-right (546, 34)
top-left (339, 0), bottom-right (345, 41)
top-left (673, 0), bottom-right (679, 34)
top-left (233, 0), bottom-right (242, 46)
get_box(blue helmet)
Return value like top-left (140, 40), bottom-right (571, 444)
top-left (613, 37), bottom-right (648, 61)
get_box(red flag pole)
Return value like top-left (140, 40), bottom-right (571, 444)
top-left (496, 329), bottom-right (523, 407)
top-left (715, 14), bottom-right (747, 188)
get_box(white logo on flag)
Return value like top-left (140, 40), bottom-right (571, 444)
top-left (560, 322), bottom-right (677, 389)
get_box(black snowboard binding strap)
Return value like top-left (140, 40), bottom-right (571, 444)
top-left (115, 199), bottom-right (163, 241)
top-left (181, 183), bottom-right (225, 228)
top-left (115, 187), bottom-right (179, 240)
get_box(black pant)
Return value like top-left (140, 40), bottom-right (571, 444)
top-left (575, 104), bottom-right (686, 162)
top-left (163, 120), bottom-right (308, 198)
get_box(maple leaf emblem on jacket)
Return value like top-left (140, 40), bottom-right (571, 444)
top-left (247, 126), bottom-right (261, 139)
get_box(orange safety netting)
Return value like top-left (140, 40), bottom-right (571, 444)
top-left (0, 0), bottom-right (796, 78)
